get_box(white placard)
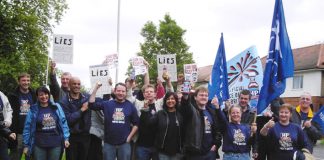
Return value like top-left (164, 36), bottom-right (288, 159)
top-left (184, 64), bottom-right (198, 82)
top-left (157, 54), bottom-right (177, 82)
top-left (89, 64), bottom-right (111, 95)
top-left (131, 56), bottom-right (147, 76)
top-left (53, 34), bottom-right (73, 64)
top-left (103, 54), bottom-right (118, 69)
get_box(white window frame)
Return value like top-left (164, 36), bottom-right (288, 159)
top-left (292, 75), bottom-right (303, 89)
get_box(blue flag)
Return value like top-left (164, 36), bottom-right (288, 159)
top-left (312, 106), bottom-right (324, 134)
top-left (208, 33), bottom-right (229, 106)
top-left (257, 0), bottom-right (294, 114)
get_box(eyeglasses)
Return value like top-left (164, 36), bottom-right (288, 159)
top-left (300, 97), bottom-right (311, 101)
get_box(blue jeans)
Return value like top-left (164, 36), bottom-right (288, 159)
top-left (136, 146), bottom-right (158, 160)
top-left (158, 152), bottom-right (183, 160)
top-left (103, 142), bottom-right (131, 160)
top-left (223, 152), bottom-right (250, 160)
top-left (33, 146), bottom-right (61, 160)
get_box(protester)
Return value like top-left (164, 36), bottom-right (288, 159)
top-left (291, 92), bottom-right (322, 153)
top-left (61, 77), bottom-right (91, 160)
top-left (143, 92), bottom-right (184, 160)
top-left (176, 73), bottom-right (185, 92)
top-left (212, 98), bottom-right (257, 160)
top-left (181, 86), bottom-right (222, 160)
top-left (260, 104), bottom-right (310, 160)
top-left (256, 97), bottom-right (283, 160)
top-left (49, 60), bottom-right (71, 102)
top-left (22, 86), bottom-right (70, 160)
top-left (0, 91), bottom-right (13, 129)
top-left (0, 91), bottom-right (15, 160)
top-left (8, 73), bottom-right (37, 160)
top-left (89, 82), bottom-right (139, 160)
top-left (126, 62), bottom-right (173, 160)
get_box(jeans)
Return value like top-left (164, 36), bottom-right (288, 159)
top-left (186, 151), bottom-right (216, 160)
top-left (33, 146), bottom-right (61, 160)
top-left (136, 146), bottom-right (158, 160)
top-left (223, 152), bottom-right (250, 160)
top-left (103, 142), bottom-right (131, 160)
top-left (158, 152), bottom-right (183, 160)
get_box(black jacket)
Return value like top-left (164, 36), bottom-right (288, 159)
top-left (291, 108), bottom-right (322, 153)
top-left (180, 95), bottom-right (222, 156)
top-left (8, 87), bottom-right (36, 134)
top-left (49, 73), bottom-right (69, 102)
top-left (60, 93), bottom-right (91, 135)
top-left (144, 109), bottom-right (184, 154)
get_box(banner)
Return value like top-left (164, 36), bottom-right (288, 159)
top-left (89, 64), bottom-right (111, 95)
top-left (131, 56), bottom-right (147, 76)
top-left (184, 64), bottom-right (198, 82)
top-left (227, 46), bottom-right (263, 111)
top-left (157, 54), bottom-right (177, 82)
top-left (53, 34), bottom-right (74, 64)
top-left (103, 54), bottom-right (118, 69)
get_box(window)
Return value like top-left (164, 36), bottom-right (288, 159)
top-left (293, 75), bottom-right (303, 89)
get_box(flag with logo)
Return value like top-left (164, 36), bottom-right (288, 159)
top-left (257, 0), bottom-right (294, 114)
top-left (208, 33), bottom-right (229, 106)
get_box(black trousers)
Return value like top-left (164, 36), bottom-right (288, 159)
top-left (87, 134), bottom-right (103, 160)
top-left (66, 134), bottom-right (91, 160)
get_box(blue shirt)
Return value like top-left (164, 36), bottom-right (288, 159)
top-left (267, 122), bottom-right (309, 160)
top-left (35, 106), bottom-right (61, 147)
top-left (201, 109), bottom-right (214, 152)
top-left (18, 92), bottom-right (33, 132)
top-left (216, 109), bottom-right (252, 153)
top-left (89, 100), bottom-right (139, 145)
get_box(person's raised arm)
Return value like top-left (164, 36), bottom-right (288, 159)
top-left (260, 117), bottom-right (275, 136)
top-left (143, 60), bottom-right (150, 85)
top-left (89, 82), bottom-right (102, 103)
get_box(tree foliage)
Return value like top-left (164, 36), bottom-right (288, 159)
top-left (130, 14), bottom-right (194, 84)
top-left (0, 0), bottom-right (68, 94)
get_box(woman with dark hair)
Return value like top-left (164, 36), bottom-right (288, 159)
top-left (23, 86), bottom-right (70, 160)
top-left (143, 92), bottom-right (184, 160)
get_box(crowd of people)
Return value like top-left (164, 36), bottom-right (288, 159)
top-left (0, 60), bottom-right (323, 160)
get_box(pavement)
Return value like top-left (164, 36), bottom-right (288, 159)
top-left (313, 143), bottom-right (324, 160)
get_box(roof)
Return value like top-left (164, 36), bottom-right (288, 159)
top-left (198, 43), bottom-right (324, 82)
top-left (261, 43), bottom-right (324, 71)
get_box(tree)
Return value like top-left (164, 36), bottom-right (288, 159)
top-left (130, 14), bottom-right (194, 85)
top-left (0, 0), bottom-right (68, 94)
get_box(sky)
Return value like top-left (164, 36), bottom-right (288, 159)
top-left (52, 0), bottom-right (324, 88)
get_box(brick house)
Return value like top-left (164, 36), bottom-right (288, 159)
top-left (197, 43), bottom-right (324, 112)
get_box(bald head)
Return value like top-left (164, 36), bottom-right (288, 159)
top-left (299, 92), bottom-right (312, 110)
top-left (69, 77), bottom-right (81, 95)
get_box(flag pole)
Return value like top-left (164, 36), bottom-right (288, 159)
top-left (115, 0), bottom-right (121, 84)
